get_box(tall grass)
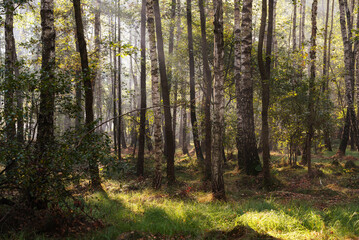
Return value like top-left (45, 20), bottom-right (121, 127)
top-left (79, 190), bottom-right (359, 240)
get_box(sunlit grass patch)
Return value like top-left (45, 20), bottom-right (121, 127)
top-left (79, 187), bottom-right (358, 240)
top-left (237, 210), bottom-right (320, 239)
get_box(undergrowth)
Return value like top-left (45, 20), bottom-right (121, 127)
top-left (2, 149), bottom-right (359, 240)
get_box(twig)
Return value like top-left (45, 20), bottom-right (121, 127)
top-left (76, 100), bottom-right (195, 148)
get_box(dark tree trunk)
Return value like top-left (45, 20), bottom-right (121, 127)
top-left (74, 0), bottom-right (102, 190)
top-left (153, 0), bottom-right (175, 184)
top-left (186, 0), bottom-right (205, 165)
top-left (199, 0), bottom-right (212, 181)
top-left (239, 0), bottom-right (262, 176)
top-left (137, 0), bottom-right (146, 177)
top-left (356, 0), bottom-right (359, 125)
top-left (37, 0), bottom-right (56, 154)
top-left (12, 32), bottom-right (23, 144)
top-left (29, 0), bottom-right (56, 209)
top-left (4, 0), bottom-right (16, 144)
top-left (182, 104), bottom-right (189, 155)
top-left (258, 0), bottom-right (274, 188)
top-left (4, 0), bottom-right (22, 149)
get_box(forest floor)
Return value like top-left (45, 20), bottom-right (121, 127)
top-left (2, 147), bottom-right (359, 240)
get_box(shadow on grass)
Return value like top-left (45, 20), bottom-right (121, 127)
top-left (204, 225), bottom-right (279, 240)
top-left (84, 189), bottom-right (359, 240)
top-left (86, 193), bottom-right (283, 239)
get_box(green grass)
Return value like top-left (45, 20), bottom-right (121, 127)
top-left (4, 188), bottom-right (359, 240)
top-left (67, 189), bottom-right (358, 240)
top-left (3, 147), bottom-right (359, 240)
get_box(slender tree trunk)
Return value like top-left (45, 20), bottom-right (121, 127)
top-left (172, 0), bottom-right (182, 148)
top-left (4, 0), bottom-right (23, 147)
top-left (322, 0), bottom-right (332, 151)
top-left (137, 0), bottom-right (147, 177)
top-left (338, 0), bottom-right (358, 155)
top-left (147, 0), bottom-right (163, 188)
top-left (292, 0), bottom-right (297, 51)
top-left (130, 30), bottom-right (139, 148)
top-left (239, 0), bottom-right (262, 176)
top-left (300, 0), bottom-right (306, 50)
top-left (112, 14), bottom-right (118, 154)
top-left (234, 0), bottom-right (243, 168)
top-left (117, 0), bottom-right (125, 159)
top-left (153, 0), bottom-right (175, 184)
top-left (186, 0), bottom-right (205, 165)
top-left (167, 0), bottom-right (176, 89)
top-left (355, 1), bottom-right (359, 121)
top-left (211, 0), bottom-right (226, 200)
top-left (14, 48), bottom-right (23, 143)
top-left (146, 119), bottom-right (153, 151)
top-left (272, 0), bottom-right (278, 62)
top-left (182, 93), bottom-right (189, 155)
top-left (94, 0), bottom-right (102, 128)
top-left (74, 0), bottom-right (102, 190)
top-left (258, 0), bottom-right (274, 188)
top-left (75, 80), bottom-right (82, 130)
top-left (305, 0), bottom-right (318, 176)
top-left (4, 0), bottom-right (16, 145)
top-left (179, 109), bottom-right (183, 147)
top-left (199, 0), bottom-right (212, 181)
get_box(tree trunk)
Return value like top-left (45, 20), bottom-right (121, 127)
top-left (186, 0), bottom-right (205, 165)
top-left (292, 1), bottom-right (297, 51)
top-left (182, 101), bottom-right (189, 155)
top-left (167, 0), bottom-right (176, 89)
top-left (338, 0), bottom-right (358, 155)
top-left (234, 0), bottom-right (243, 169)
top-left (239, 0), bottom-right (262, 176)
top-left (299, 0), bottom-right (306, 50)
top-left (145, 119), bottom-right (153, 151)
top-left (4, 0), bottom-right (16, 144)
top-left (130, 30), bottom-right (139, 148)
top-left (112, 14), bottom-right (118, 154)
top-left (322, 0), bottom-right (332, 151)
top-left (117, 0), bottom-right (125, 159)
top-left (153, 0), bottom-right (175, 184)
top-left (94, 0), bottom-right (102, 129)
top-left (30, 0), bottom-right (56, 208)
top-left (199, 0), bottom-right (212, 181)
top-left (172, 0), bottom-right (182, 149)
top-left (258, 0), bottom-right (274, 188)
top-left (14, 46), bottom-right (23, 143)
top-left (137, 0), bottom-right (147, 177)
top-left (179, 108), bottom-right (183, 147)
top-left (74, 0), bottom-right (102, 190)
top-left (355, 1), bottom-right (359, 123)
top-left (147, 0), bottom-right (163, 189)
top-left (211, 0), bottom-right (226, 200)
top-left (305, 0), bottom-right (318, 176)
